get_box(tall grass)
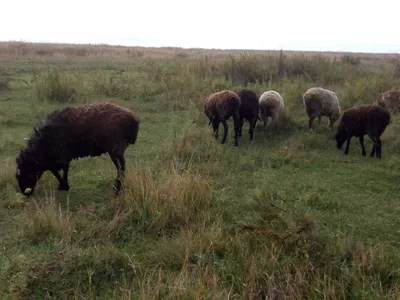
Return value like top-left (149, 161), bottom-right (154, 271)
top-left (31, 69), bottom-right (84, 103)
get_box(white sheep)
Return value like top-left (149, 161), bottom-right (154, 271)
top-left (258, 90), bottom-right (284, 130)
top-left (302, 87), bottom-right (341, 130)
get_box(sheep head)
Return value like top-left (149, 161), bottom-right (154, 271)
top-left (15, 152), bottom-right (44, 196)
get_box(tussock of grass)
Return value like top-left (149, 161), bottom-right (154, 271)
top-left (19, 192), bottom-right (72, 244)
top-left (117, 167), bottom-right (213, 233)
top-left (31, 69), bottom-right (83, 103)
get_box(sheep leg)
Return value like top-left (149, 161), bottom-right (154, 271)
top-left (221, 120), bottom-right (229, 144)
top-left (370, 144), bottom-right (376, 157)
top-left (318, 115), bottom-right (322, 125)
top-left (376, 138), bottom-right (382, 158)
top-left (359, 135), bottom-right (366, 156)
top-left (50, 170), bottom-right (64, 189)
top-left (308, 118), bottom-right (315, 130)
top-left (232, 114), bottom-right (240, 147)
top-left (110, 153), bottom-right (126, 194)
top-left (263, 116), bottom-right (268, 131)
top-left (248, 118), bottom-right (256, 141)
top-left (50, 165), bottom-right (70, 191)
top-left (328, 117), bottom-right (334, 128)
top-left (212, 119), bottom-right (220, 140)
top-left (61, 165), bottom-right (70, 190)
top-left (238, 117), bottom-right (244, 137)
top-left (368, 135), bottom-right (376, 157)
top-left (344, 138), bottom-right (351, 155)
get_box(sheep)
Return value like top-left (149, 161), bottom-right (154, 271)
top-left (204, 90), bottom-right (241, 147)
top-left (15, 101), bottom-right (140, 196)
top-left (258, 90), bottom-right (284, 130)
top-left (237, 89), bottom-right (259, 140)
top-left (375, 89), bottom-right (400, 114)
top-left (303, 87), bottom-right (341, 130)
top-left (334, 104), bottom-right (390, 158)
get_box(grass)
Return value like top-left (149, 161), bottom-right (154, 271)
top-left (1, 42), bottom-right (400, 299)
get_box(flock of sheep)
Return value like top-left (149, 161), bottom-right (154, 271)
top-left (14, 88), bottom-right (399, 197)
top-left (204, 87), bottom-right (397, 159)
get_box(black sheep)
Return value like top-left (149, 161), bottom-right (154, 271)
top-left (237, 89), bottom-right (259, 140)
top-left (16, 102), bottom-right (140, 196)
top-left (335, 104), bottom-right (390, 158)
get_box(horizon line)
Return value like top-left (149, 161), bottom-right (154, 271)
top-left (1, 39), bottom-right (400, 56)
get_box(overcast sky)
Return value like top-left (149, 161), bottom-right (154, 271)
top-left (1, 0), bottom-right (399, 53)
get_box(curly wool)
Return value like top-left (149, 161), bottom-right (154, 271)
top-left (203, 90), bottom-right (241, 146)
top-left (335, 104), bottom-right (390, 158)
top-left (16, 101), bottom-right (140, 196)
top-left (303, 87), bottom-right (341, 129)
top-left (237, 89), bottom-right (259, 140)
top-left (258, 90), bottom-right (284, 129)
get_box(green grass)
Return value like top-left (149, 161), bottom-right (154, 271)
top-left (1, 44), bottom-right (400, 299)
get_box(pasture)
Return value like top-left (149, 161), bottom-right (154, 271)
top-left (1, 42), bottom-right (400, 299)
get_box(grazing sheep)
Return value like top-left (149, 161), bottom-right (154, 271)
top-left (376, 90), bottom-right (400, 114)
top-left (258, 90), bottom-right (284, 130)
top-left (335, 104), bottom-right (390, 158)
top-left (15, 102), bottom-right (140, 196)
top-left (204, 90), bottom-right (241, 146)
top-left (237, 89), bottom-right (259, 140)
top-left (303, 87), bottom-right (341, 130)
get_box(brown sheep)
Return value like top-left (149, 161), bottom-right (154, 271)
top-left (335, 104), bottom-right (390, 158)
top-left (204, 90), bottom-right (241, 146)
top-left (303, 87), bottom-right (341, 130)
top-left (376, 90), bottom-right (400, 114)
top-left (258, 90), bottom-right (284, 130)
top-left (16, 102), bottom-right (140, 196)
top-left (237, 89), bottom-right (259, 140)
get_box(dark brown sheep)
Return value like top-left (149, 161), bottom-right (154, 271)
top-left (16, 102), bottom-right (140, 196)
top-left (237, 89), bottom-right (259, 140)
top-left (204, 90), bottom-right (241, 146)
top-left (335, 104), bottom-right (390, 158)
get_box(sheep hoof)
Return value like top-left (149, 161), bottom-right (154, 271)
top-left (362, 151), bottom-right (366, 156)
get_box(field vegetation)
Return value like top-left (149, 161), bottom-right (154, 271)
top-left (1, 41), bottom-right (400, 299)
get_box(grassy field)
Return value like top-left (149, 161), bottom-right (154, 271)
top-left (1, 42), bottom-right (400, 299)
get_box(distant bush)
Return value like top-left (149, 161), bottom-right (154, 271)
top-left (0, 72), bottom-right (27, 97)
top-left (212, 52), bottom-right (356, 86)
top-left (32, 69), bottom-right (82, 103)
top-left (342, 55), bottom-right (361, 66)
top-left (0, 74), bottom-right (10, 94)
top-left (92, 70), bottom-right (163, 101)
